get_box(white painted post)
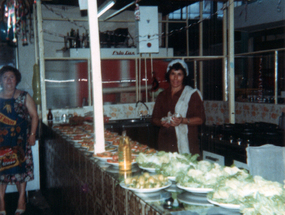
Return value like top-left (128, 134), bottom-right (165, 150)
top-left (87, 0), bottom-right (105, 153)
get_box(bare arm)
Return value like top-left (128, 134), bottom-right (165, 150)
top-left (25, 93), bottom-right (39, 146)
top-left (180, 117), bottom-right (203, 125)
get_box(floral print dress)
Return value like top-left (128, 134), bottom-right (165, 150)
top-left (0, 91), bottom-right (34, 183)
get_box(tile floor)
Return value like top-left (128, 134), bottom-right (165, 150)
top-left (4, 191), bottom-right (53, 215)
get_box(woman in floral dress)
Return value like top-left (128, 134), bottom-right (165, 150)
top-left (0, 66), bottom-right (38, 215)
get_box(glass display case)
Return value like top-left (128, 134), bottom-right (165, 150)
top-left (45, 59), bottom-right (90, 109)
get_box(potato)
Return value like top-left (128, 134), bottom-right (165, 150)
top-left (154, 183), bottom-right (161, 188)
top-left (148, 176), bottom-right (155, 184)
top-left (131, 176), bottom-right (138, 183)
top-left (138, 176), bottom-right (145, 185)
top-left (145, 183), bottom-right (153, 189)
top-left (124, 177), bottom-right (132, 185)
top-left (157, 174), bottom-right (165, 181)
top-left (143, 172), bottom-right (150, 178)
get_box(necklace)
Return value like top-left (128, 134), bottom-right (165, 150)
top-left (1, 89), bottom-right (16, 113)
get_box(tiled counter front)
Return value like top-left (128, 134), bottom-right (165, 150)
top-left (40, 124), bottom-right (165, 215)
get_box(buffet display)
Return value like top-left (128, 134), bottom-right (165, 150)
top-left (51, 123), bottom-right (285, 215)
top-left (136, 151), bottom-right (285, 214)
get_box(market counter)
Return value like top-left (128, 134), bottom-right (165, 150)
top-left (39, 123), bottom-right (241, 215)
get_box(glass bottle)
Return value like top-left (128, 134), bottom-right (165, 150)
top-left (67, 32), bottom-right (73, 49)
top-left (64, 33), bottom-right (69, 49)
top-left (118, 131), bottom-right (132, 171)
top-left (85, 30), bottom-right (90, 48)
top-left (76, 29), bottom-right (81, 48)
top-left (47, 109), bottom-right (53, 126)
top-left (70, 29), bottom-right (75, 48)
top-left (82, 33), bottom-right (86, 48)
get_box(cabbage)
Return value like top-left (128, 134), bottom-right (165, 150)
top-left (208, 174), bottom-right (285, 214)
top-left (136, 151), bottom-right (199, 171)
top-left (157, 160), bottom-right (192, 177)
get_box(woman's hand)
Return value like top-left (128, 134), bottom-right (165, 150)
top-left (161, 120), bottom-right (171, 128)
top-left (28, 135), bottom-right (36, 146)
top-left (170, 116), bottom-right (183, 127)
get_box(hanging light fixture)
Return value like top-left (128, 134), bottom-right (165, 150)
top-left (97, 0), bottom-right (116, 17)
top-left (104, 0), bottom-right (141, 21)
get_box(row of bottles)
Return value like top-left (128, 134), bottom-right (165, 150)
top-left (64, 28), bottom-right (90, 49)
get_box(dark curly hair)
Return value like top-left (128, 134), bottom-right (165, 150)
top-left (0, 65), bottom-right (22, 86)
top-left (165, 62), bottom-right (188, 85)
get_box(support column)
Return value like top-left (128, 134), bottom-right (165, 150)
top-left (88, 0), bottom-right (105, 153)
top-left (36, 0), bottom-right (47, 123)
top-left (199, 1), bottom-right (203, 93)
top-left (223, 2), bottom-right (228, 101)
top-left (228, 0), bottom-right (235, 123)
top-left (274, 51), bottom-right (278, 104)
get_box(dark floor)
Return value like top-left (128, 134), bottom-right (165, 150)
top-left (4, 190), bottom-right (53, 215)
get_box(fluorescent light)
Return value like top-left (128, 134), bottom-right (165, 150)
top-left (104, 0), bottom-right (138, 21)
top-left (97, 0), bottom-right (116, 17)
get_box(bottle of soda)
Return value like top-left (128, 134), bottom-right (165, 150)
top-left (118, 131), bottom-right (131, 171)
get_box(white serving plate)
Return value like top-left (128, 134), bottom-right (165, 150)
top-left (177, 192), bottom-right (213, 206)
top-left (105, 147), bottom-right (117, 152)
top-left (136, 190), bottom-right (171, 202)
top-left (138, 166), bottom-right (156, 173)
top-left (176, 183), bottom-right (213, 193)
top-left (120, 181), bottom-right (172, 193)
top-left (73, 143), bottom-right (82, 148)
top-left (167, 176), bottom-right (176, 181)
top-left (106, 161), bottom-right (136, 166)
top-left (93, 156), bottom-right (113, 161)
top-left (93, 152), bottom-right (115, 161)
top-left (207, 198), bottom-right (240, 210)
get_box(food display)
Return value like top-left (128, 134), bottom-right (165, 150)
top-left (104, 130), bottom-right (119, 143)
top-left (207, 175), bottom-right (285, 214)
top-left (136, 151), bottom-right (198, 177)
top-left (105, 145), bottom-right (117, 151)
top-left (120, 172), bottom-right (171, 192)
top-left (93, 151), bottom-right (113, 159)
top-left (52, 123), bottom-right (285, 214)
top-left (156, 153), bottom-right (198, 178)
top-left (81, 142), bottom-right (94, 151)
top-left (105, 152), bottom-right (137, 164)
top-left (132, 147), bottom-right (157, 155)
top-left (176, 161), bottom-right (249, 190)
